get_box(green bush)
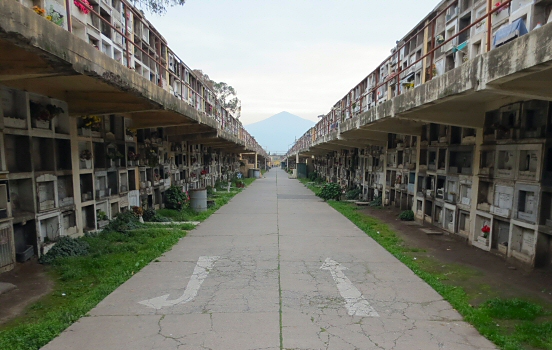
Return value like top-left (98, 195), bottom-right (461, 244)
top-left (206, 186), bottom-right (215, 196)
top-left (105, 211), bottom-right (142, 233)
top-left (369, 196), bottom-right (382, 207)
top-left (39, 237), bottom-right (90, 265)
top-left (142, 208), bottom-right (170, 222)
top-left (165, 186), bottom-right (188, 211)
top-left (318, 182), bottom-right (342, 201)
top-left (345, 188), bottom-right (362, 200)
top-left (308, 172), bottom-right (318, 181)
top-left (399, 210), bottom-right (415, 221)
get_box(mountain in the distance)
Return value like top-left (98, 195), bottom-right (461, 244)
top-left (245, 112), bottom-right (315, 154)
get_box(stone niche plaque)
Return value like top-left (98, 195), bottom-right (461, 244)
top-left (496, 149), bottom-right (516, 178)
top-left (515, 183), bottom-right (540, 224)
top-left (490, 185), bottom-right (514, 218)
top-left (518, 149), bottom-right (539, 181)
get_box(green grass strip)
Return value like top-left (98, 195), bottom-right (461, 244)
top-left (299, 178), bottom-right (552, 350)
top-left (0, 179), bottom-right (255, 350)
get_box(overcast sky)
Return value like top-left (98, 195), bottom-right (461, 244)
top-left (148, 0), bottom-right (439, 125)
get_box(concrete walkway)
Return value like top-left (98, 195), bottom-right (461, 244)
top-left (43, 169), bottom-right (495, 350)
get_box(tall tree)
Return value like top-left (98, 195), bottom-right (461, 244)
top-left (192, 69), bottom-right (214, 91)
top-left (193, 70), bottom-right (242, 118)
top-left (213, 82), bottom-right (241, 119)
top-left (130, 0), bottom-right (186, 15)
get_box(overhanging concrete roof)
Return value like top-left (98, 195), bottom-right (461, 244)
top-left (294, 21), bottom-right (552, 155)
top-left (0, 0), bottom-right (261, 153)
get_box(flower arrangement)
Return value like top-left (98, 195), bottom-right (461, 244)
top-left (494, 2), bottom-right (509, 14)
top-left (74, 0), bottom-right (91, 14)
top-left (82, 115), bottom-right (102, 131)
top-left (127, 151), bottom-right (140, 161)
top-left (481, 224), bottom-right (491, 238)
top-left (46, 6), bottom-right (64, 26)
top-left (30, 102), bottom-right (64, 121)
top-left (126, 128), bottom-right (137, 137)
top-left (132, 206), bottom-right (143, 217)
top-left (97, 211), bottom-right (108, 221)
top-left (107, 150), bottom-right (124, 160)
top-left (147, 148), bottom-right (159, 166)
top-left (80, 149), bottom-right (92, 160)
top-left (33, 6), bottom-right (46, 16)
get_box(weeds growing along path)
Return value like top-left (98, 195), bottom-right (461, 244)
top-left (0, 179), bottom-right (255, 350)
top-left (300, 178), bottom-right (552, 350)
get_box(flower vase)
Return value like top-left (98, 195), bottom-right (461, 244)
top-left (79, 127), bottom-right (91, 137)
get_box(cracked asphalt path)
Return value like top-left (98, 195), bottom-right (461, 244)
top-left (42, 169), bottom-right (495, 350)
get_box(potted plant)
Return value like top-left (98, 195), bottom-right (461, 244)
top-left (106, 150), bottom-right (116, 167)
top-left (81, 115), bottom-right (102, 137)
top-left (132, 206), bottom-right (144, 223)
top-left (79, 115), bottom-right (102, 136)
top-left (30, 102), bottom-right (64, 129)
top-left (126, 128), bottom-right (136, 141)
top-left (96, 211), bottom-right (109, 229)
top-left (127, 151), bottom-right (139, 166)
top-left (80, 149), bottom-right (93, 169)
top-left (479, 224), bottom-right (491, 245)
top-left (147, 148), bottom-right (159, 167)
top-left (107, 149), bottom-right (124, 167)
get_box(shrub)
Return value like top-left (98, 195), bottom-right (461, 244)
top-left (165, 186), bottom-right (188, 211)
top-left (308, 172), bottom-right (319, 181)
top-left (345, 188), bottom-right (362, 200)
top-left (206, 186), bottom-right (215, 196)
top-left (39, 237), bottom-right (90, 265)
top-left (369, 196), bottom-right (382, 207)
top-left (106, 211), bottom-right (142, 233)
top-left (318, 182), bottom-right (342, 201)
top-left (399, 210), bottom-right (415, 221)
top-left (142, 208), bottom-right (170, 222)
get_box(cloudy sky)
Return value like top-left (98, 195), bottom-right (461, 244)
top-left (148, 0), bottom-right (439, 125)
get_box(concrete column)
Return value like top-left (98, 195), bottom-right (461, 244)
top-left (69, 116), bottom-right (83, 236)
top-left (294, 152), bottom-right (299, 178)
top-left (413, 135), bottom-right (422, 222)
top-left (254, 152), bottom-right (258, 169)
top-left (382, 146), bottom-right (388, 206)
top-left (469, 127), bottom-right (484, 244)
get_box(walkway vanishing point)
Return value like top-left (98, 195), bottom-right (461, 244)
top-left (43, 168), bottom-right (495, 350)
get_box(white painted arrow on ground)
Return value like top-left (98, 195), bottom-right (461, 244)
top-left (320, 258), bottom-right (379, 317)
top-left (139, 256), bottom-right (220, 309)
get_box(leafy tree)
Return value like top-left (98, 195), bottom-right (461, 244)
top-left (213, 82), bottom-right (241, 118)
top-left (192, 69), bottom-right (214, 90)
top-left (193, 70), bottom-right (242, 118)
top-left (130, 0), bottom-right (186, 14)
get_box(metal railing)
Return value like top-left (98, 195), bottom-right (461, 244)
top-left (54, 0), bottom-right (267, 157)
top-left (288, 0), bottom-right (515, 157)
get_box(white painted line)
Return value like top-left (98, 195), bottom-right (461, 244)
top-left (320, 258), bottom-right (379, 317)
top-left (139, 256), bottom-right (220, 309)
